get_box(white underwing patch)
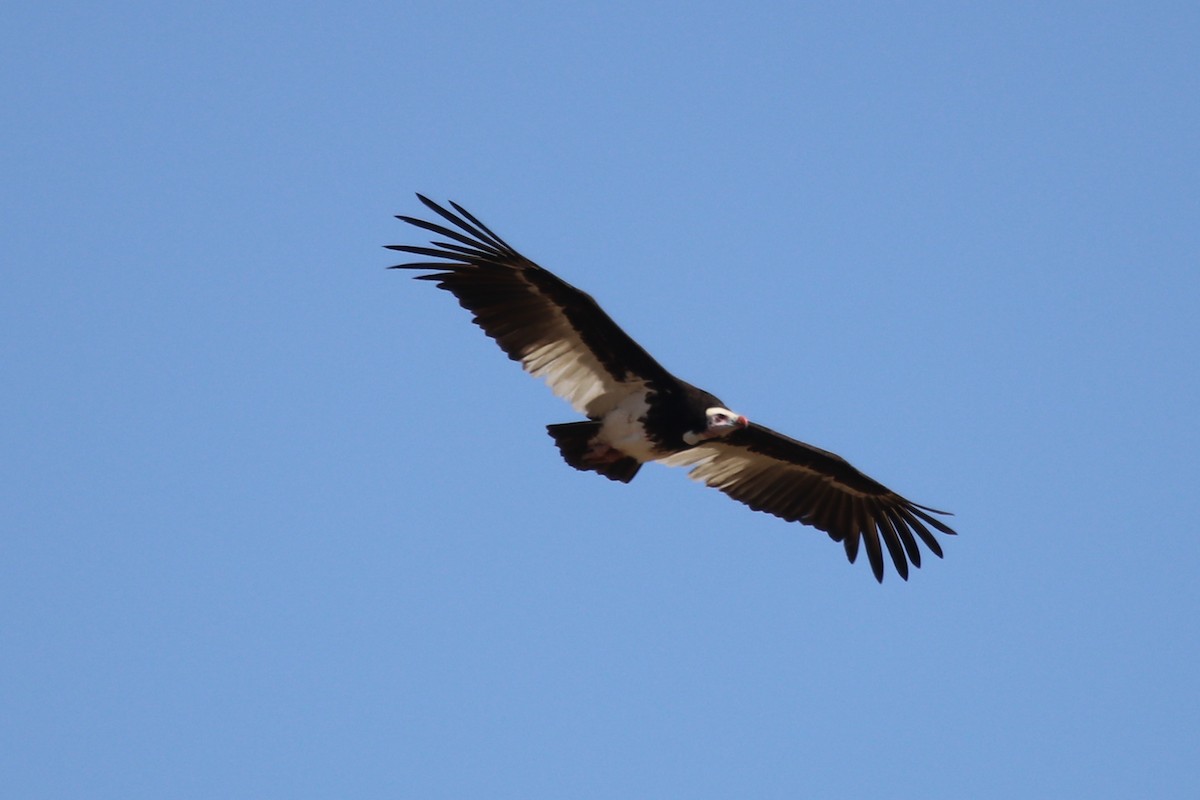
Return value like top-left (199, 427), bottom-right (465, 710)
top-left (596, 391), bottom-right (657, 461)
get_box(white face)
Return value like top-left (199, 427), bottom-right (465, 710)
top-left (681, 406), bottom-right (748, 445)
top-left (706, 407), bottom-right (742, 430)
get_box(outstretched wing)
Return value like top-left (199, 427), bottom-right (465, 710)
top-left (388, 195), bottom-right (674, 417)
top-left (662, 422), bottom-right (956, 582)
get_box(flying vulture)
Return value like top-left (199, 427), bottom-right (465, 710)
top-left (388, 195), bottom-right (956, 581)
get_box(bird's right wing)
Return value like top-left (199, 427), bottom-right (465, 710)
top-left (388, 195), bottom-right (675, 417)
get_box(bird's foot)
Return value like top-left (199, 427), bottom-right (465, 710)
top-left (583, 442), bottom-right (624, 465)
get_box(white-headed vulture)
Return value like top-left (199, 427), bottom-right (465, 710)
top-left (388, 195), bottom-right (955, 582)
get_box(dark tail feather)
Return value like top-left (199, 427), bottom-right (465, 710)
top-left (546, 422), bottom-right (641, 484)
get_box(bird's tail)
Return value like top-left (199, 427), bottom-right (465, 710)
top-left (546, 422), bottom-right (641, 484)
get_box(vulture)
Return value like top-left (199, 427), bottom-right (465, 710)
top-left (388, 195), bottom-right (955, 581)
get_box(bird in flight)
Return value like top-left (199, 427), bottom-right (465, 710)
top-left (388, 195), bottom-right (955, 581)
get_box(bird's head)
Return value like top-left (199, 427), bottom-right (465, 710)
top-left (683, 406), bottom-right (749, 445)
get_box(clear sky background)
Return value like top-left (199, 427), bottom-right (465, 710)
top-left (3, 2), bottom-right (1198, 798)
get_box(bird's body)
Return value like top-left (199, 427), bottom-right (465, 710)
top-left (388, 195), bottom-right (955, 582)
top-left (595, 391), bottom-right (658, 463)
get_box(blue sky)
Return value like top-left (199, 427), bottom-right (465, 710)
top-left (3, 1), bottom-right (1198, 797)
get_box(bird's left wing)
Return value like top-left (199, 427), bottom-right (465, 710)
top-left (388, 196), bottom-right (676, 417)
top-left (661, 422), bottom-right (956, 582)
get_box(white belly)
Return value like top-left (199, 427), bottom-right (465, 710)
top-left (597, 392), bottom-right (658, 462)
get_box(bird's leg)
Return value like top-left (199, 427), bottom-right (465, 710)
top-left (583, 441), bottom-right (624, 465)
